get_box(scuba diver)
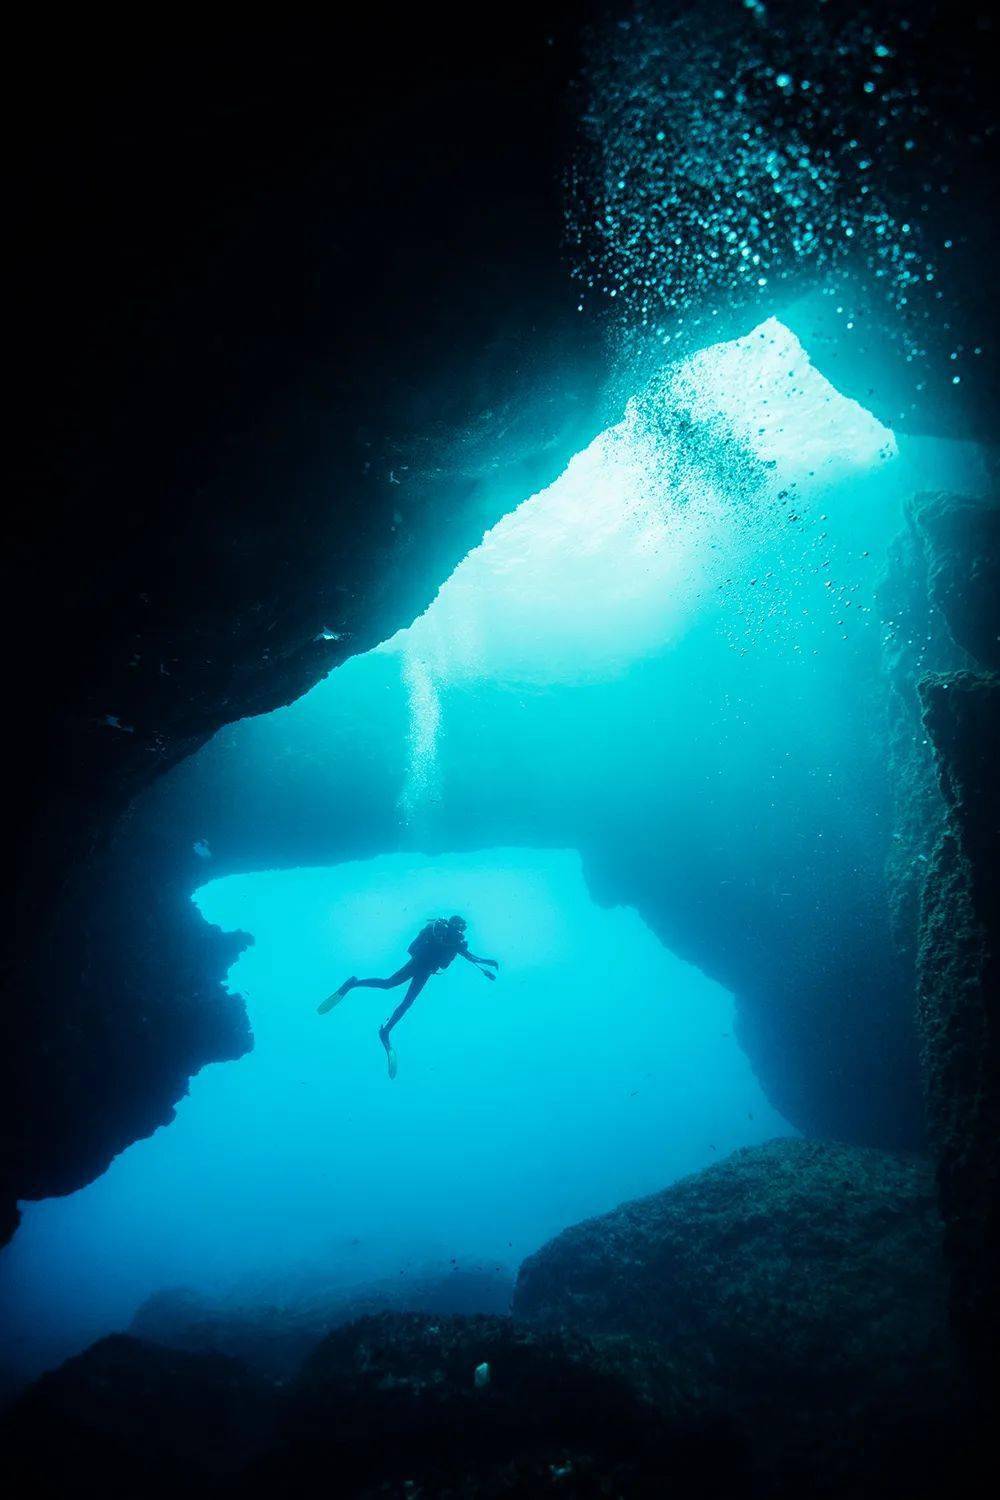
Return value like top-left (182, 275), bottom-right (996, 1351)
top-left (317, 915), bottom-right (499, 1079)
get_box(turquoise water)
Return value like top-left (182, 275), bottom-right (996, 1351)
top-left (1, 318), bottom-right (987, 1383)
top-left (1, 850), bottom-right (791, 1373)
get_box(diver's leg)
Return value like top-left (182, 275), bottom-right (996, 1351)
top-left (379, 971), bottom-right (429, 1046)
top-left (352, 962), bottom-right (417, 991)
top-left (319, 961), bottom-right (416, 1015)
top-left (379, 972), bottom-right (427, 1081)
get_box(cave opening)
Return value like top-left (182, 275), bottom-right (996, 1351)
top-left (1, 849), bottom-right (793, 1379)
top-left (1, 312), bottom-right (989, 1389)
top-left (6, 8), bottom-right (997, 1488)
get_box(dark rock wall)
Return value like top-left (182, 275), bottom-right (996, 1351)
top-left (879, 502), bottom-right (967, 964)
top-left (876, 490), bottom-right (999, 1389)
top-left (919, 492), bottom-right (1000, 668)
top-left (918, 662), bottom-right (999, 1385)
top-left (5, 838), bottom-right (252, 1211)
top-left (0, 1334), bottom-right (276, 1494)
top-left (3, 13), bottom-right (610, 1238)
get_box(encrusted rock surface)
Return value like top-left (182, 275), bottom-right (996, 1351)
top-left (879, 498), bottom-right (967, 964)
top-left (515, 1138), bottom-right (948, 1370)
top-left (872, 483), bottom-right (999, 1389)
top-left (918, 669), bottom-right (1000, 1386)
top-left (514, 1139), bottom-right (959, 1483)
top-left (874, 487), bottom-right (999, 1395)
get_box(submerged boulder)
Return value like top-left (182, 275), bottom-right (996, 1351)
top-left (246, 1311), bottom-right (742, 1496)
top-left (515, 1138), bottom-right (949, 1380)
top-left (514, 1139), bottom-right (961, 1486)
top-left (0, 1334), bottom-right (273, 1496)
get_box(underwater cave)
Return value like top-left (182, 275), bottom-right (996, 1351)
top-left (4, 6), bottom-right (998, 1498)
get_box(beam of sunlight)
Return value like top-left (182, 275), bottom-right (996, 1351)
top-left (383, 317), bottom-right (896, 690)
top-left (382, 317), bottom-right (902, 821)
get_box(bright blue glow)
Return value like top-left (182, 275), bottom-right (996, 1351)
top-left (4, 315), bottom-right (988, 1389)
top-left (385, 318), bottom-right (911, 821)
top-left (1, 849), bottom-right (793, 1375)
top-left (383, 318), bottom-right (896, 689)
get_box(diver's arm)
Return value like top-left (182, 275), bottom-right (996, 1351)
top-left (462, 949), bottom-right (498, 969)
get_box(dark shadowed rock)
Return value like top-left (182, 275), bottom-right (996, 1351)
top-left (0, 1334), bottom-right (273, 1497)
top-left (5, 1313), bottom-right (746, 1497)
top-left (2, 11), bottom-right (610, 1239)
top-left (514, 1139), bottom-right (962, 1487)
top-left (918, 668), bottom-right (1000, 1388)
top-left (917, 495), bottom-right (1000, 671)
top-left (879, 499), bottom-right (969, 966)
top-left (875, 488), bottom-right (999, 1397)
top-left (242, 1311), bottom-right (743, 1497)
top-left (2, 1252), bottom-right (980, 1497)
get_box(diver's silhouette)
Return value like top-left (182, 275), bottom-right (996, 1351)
top-left (317, 915), bottom-right (499, 1078)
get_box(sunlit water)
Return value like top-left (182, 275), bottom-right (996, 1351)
top-left (1, 849), bottom-right (792, 1376)
top-left (1, 316), bottom-right (988, 1386)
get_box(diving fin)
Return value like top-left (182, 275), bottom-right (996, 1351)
top-left (318, 978), bottom-right (355, 1015)
top-left (378, 1024), bottom-right (398, 1080)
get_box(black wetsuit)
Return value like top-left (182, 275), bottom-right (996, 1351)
top-left (350, 921), bottom-right (467, 1035)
